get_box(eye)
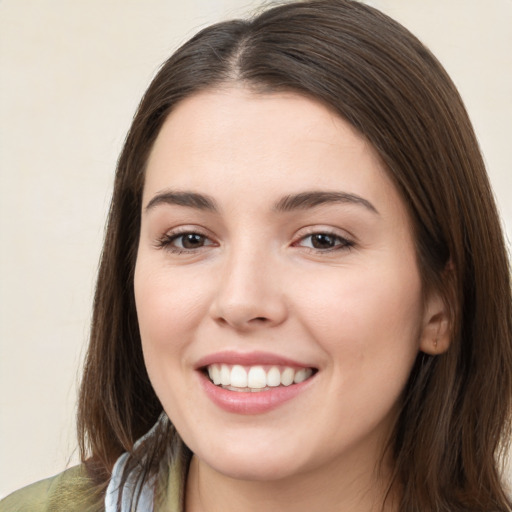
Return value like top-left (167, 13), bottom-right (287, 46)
top-left (296, 232), bottom-right (353, 251)
top-left (156, 231), bottom-right (215, 253)
top-left (173, 233), bottom-right (209, 249)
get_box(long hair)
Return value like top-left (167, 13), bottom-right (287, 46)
top-left (77, 1), bottom-right (512, 510)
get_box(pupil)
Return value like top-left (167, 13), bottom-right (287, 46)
top-left (183, 234), bottom-right (203, 249)
top-left (312, 234), bottom-right (335, 249)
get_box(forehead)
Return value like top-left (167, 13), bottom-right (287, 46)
top-left (148, 87), bottom-right (371, 162)
top-left (143, 87), bottom-right (403, 219)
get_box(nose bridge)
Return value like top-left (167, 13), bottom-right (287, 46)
top-left (210, 235), bottom-right (287, 329)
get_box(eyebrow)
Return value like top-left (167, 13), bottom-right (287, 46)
top-left (145, 190), bottom-right (219, 212)
top-left (273, 191), bottom-right (379, 214)
top-left (145, 189), bottom-right (378, 215)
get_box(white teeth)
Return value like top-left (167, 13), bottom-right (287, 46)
top-left (220, 365), bottom-right (230, 386)
top-left (247, 367), bottom-right (267, 388)
top-left (208, 364), bottom-right (221, 385)
top-left (206, 363), bottom-right (314, 390)
top-left (281, 367), bottom-right (295, 386)
top-left (266, 366), bottom-right (281, 387)
top-left (230, 365), bottom-right (248, 388)
top-left (294, 368), bottom-right (310, 384)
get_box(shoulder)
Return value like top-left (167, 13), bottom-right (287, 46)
top-left (0, 465), bottom-right (103, 512)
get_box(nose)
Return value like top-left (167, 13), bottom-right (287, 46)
top-left (209, 247), bottom-right (288, 331)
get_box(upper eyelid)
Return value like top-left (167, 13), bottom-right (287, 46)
top-left (162, 225), bottom-right (214, 238)
top-left (292, 225), bottom-right (355, 241)
top-left (154, 225), bottom-right (216, 248)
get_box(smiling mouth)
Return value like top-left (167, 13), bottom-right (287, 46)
top-left (204, 364), bottom-right (316, 392)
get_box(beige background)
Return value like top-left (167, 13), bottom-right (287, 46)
top-left (1, 0), bottom-right (511, 499)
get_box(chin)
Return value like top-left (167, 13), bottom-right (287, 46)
top-left (204, 454), bottom-right (305, 482)
top-left (191, 437), bottom-right (313, 482)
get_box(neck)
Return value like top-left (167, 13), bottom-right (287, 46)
top-left (184, 451), bottom-right (398, 512)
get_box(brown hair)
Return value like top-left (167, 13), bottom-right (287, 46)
top-left (77, 0), bottom-right (512, 510)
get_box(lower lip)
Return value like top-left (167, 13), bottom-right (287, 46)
top-left (199, 372), bottom-right (315, 415)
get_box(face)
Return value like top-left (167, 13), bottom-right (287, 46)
top-left (134, 88), bottom-right (442, 483)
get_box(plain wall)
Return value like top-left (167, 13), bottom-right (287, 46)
top-left (1, 0), bottom-right (511, 499)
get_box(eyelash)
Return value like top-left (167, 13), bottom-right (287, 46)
top-left (293, 231), bottom-right (354, 253)
top-left (155, 229), bottom-right (354, 255)
top-left (155, 229), bottom-right (214, 254)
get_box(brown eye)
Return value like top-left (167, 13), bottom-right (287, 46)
top-left (296, 232), bottom-right (353, 252)
top-left (310, 233), bottom-right (337, 249)
top-left (179, 233), bottom-right (206, 249)
top-left (157, 231), bottom-right (215, 253)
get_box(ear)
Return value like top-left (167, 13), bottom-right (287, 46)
top-left (419, 289), bottom-right (451, 355)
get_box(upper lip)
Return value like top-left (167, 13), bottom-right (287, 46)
top-left (194, 350), bottom-right (316, 370)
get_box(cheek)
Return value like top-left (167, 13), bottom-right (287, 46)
top-left (292, 259), bottom-right (424, 366)
top-left (133, 260), bottom-right (211, 377)
top-left (133, 260), bottom-right (214, 424)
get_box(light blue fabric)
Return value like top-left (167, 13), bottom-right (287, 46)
top-left (105, 452), bottom-right (156, 511)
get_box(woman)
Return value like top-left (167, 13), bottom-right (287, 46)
top-left (2, 0), bottom-right (511, 510)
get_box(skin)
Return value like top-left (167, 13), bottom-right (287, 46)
top-left (134, 87), bottom-right (448, 512)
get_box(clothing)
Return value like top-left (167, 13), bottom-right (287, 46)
top-left (0, 451), bottom-right (186, 512)
top-left (105, 452), bottom-right (156, 511)
top-left (0, 465), bottom-right (101, 512)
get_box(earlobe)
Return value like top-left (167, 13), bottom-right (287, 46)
top-left (419, 292), bottom-right (451, 355)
